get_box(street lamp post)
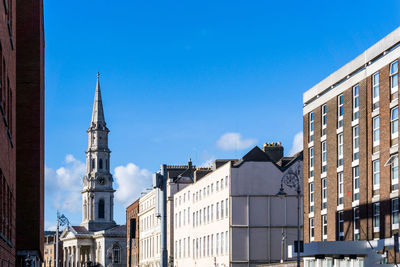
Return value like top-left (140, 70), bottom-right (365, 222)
top-left (276, 164), bottom-right (302, 267)
top-left (56, 212), bottom-right (69, 267)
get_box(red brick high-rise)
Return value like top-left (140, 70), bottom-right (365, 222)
top-left (303, 27), bottom-right (400, 265)
top-left (0, 0), bottom-right (44, 266)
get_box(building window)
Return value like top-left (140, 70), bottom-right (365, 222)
top-left (337, 211), bottom-right (344, 241)
top-left (392, 154), bottom-right (399, 191)
top-left (309, 112), bottom-right (314, 142)
top-left (321, 141), bottom-right (327, 173)
top-left (98, 199), bottom-right (105, 219)
top-left (216, 203), bottom-right (219, 220)
top-left (309, 147), bottom-right (314, 177)
top-left (391, 107), bottom-right (398, 143)
top-left (373, 72), bottom-right (380, 110)
top-left (338, 94), bottom-right (344, 128)
top-left (322, 104), bottom-right (327, 136)
top-left (338, 133), bottom-right (343, 167)
top-left (353, 126), bottom-right (359, 161)
top-left (310, 218), bottom-right (314, 241)
top-left (373, 116), bottom-right (380, 149)
top-left (373, 160), bottom-right (380, 195)
top-left (322, 215), bottom-right (327, 241)
top-left (353, 84), bottom-right (359, 120)
top-left (321, 178), bottom-right (327, 210)
top-left (392, 198), bottom-right (399, 229)
top-left (353, 166), bottom-right (359, 201)
top-left (113, 245), bottom-right (121, 263)
top-left (99, 159), bottom-right (103, 169)
top-left (391, 60), bottom-right (398, 100)
top-left (225, 198), bottom-right (228, 217)
top-left (92, 159), bottom-right (95, 170)
top-left (354, 207), bottom-right (360, 240)
top-left (373, 203), bottom-right (380, 232)
top-left (309, 182), bottom-right (314, 213)
top-left (338, 172), bottom-right (344, 205)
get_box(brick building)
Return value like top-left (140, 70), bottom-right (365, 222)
top-left (0, 0), bottom-right (44, 266)
top-left (42, 232), bottom-right (63, 267)
top-left (302, 27), bottom-right (400, 265)
top-left (126, 200), bottom-right (139, 267)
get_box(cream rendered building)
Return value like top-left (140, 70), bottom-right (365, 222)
top-left (138, 189), bottom-right (161, 267)
top-left (60, 74), bottom-right (126, 267)
top-left (173, 144), bottom-right (303, 267)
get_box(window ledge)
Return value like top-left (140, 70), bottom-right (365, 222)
top-left (320, 209), bottom-right (327, 215)
top-left (390, 98), bottom-right (399, 109)
top-left (351, 119), bottom-right (359, 127)
top-left (372, 152), bottom-right (380, 161)
top-left (336, 204), bottom-right (344, 211)
top-left (336, 127), bottom-right (343, 134)
top-left (390, 190), bottom-right (399, 199)
top-left (352, 200), bottom-right (359, 207)
top-left (352, 160), bottom-right (359, 167)
top-left (308, 141), bottom-right (314, 148)
top-left (371, 108), bottom-right (380, 117)
top-left (337, 166), bottom-right (343, 173)
top-left (390, 145), bottom-right (399, 155)
top-left (320, 135), bottom-right (326, 142)
top-left (308, 212), bottom-right (314, 218)
top-left (372, 195), bottom-right (380, 203)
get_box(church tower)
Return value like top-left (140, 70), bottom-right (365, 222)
top-left (81, 73), bottom-right (116, 231)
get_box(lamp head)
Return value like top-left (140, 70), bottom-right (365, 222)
top-left (276, 184), bottom-right (287, 198)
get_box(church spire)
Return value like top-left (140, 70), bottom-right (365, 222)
top-left (91, 72), bottom-right (106, 128)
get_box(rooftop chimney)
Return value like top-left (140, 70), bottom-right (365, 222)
top-left (262, 142), bottom-right (284, 162)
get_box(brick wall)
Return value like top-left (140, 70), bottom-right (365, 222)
top-left (303, 55), bottom-right (400, 263)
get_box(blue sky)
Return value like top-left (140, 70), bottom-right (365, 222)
top-left (44, 0), bottom-right (400, 229)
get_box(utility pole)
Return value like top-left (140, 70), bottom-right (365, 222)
top-left (153, 164), bottom-right (168, 267)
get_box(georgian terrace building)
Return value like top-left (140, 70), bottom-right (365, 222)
top-left (173, 144), bottom-right (303, 267)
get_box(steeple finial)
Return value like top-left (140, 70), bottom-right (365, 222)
top-left (91, 72), bottom-right (106, 127)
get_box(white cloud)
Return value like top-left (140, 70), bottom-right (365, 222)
top-left (289, 131), bottom-right (303, 156)
top-left (45, 154), bottom-right (85, 213)
top-left (216, 132), bottom-right (257, 151)
top-left (114, 163), bottom-right (152, 207)
top-left (45, 221), bottom-right (57, 231)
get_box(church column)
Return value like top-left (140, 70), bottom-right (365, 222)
top-left (76, 245), bottom-right (81, 267)
top-left (90, 245), bottom-right (95, 263)
top-left (63, 247), bottom-right (67, 267)
top-left (72, 246), bottom-right (76, 267)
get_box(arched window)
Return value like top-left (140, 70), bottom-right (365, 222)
top-left (99, 159), bottom-right (103, 169)
top-left (92, 159), bottom-right (95, 170)
top-left (113, 244), bottom-right (121, 263)
top-left (98, 199), bottom-right (105, 219)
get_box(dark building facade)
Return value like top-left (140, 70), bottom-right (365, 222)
top-left (126, 200), bottom-right (139, 267)
top-left (303, 27), bottom-right (400, 265)
top-left (0, 0), bottom-right (44, 266)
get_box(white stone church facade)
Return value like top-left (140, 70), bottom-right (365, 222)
top-left (60, 74), bottom-right (126, 267)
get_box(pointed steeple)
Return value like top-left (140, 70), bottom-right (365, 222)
top-left (91, 72), bottom-right (106, 127)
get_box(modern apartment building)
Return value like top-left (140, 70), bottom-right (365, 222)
top-left (173, 144), bottom-right (303, 267)
top-left (303, 26), bottom-right (400, 265)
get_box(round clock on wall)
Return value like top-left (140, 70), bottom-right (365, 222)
top-left (98, 177), bottom-right (105, 185)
